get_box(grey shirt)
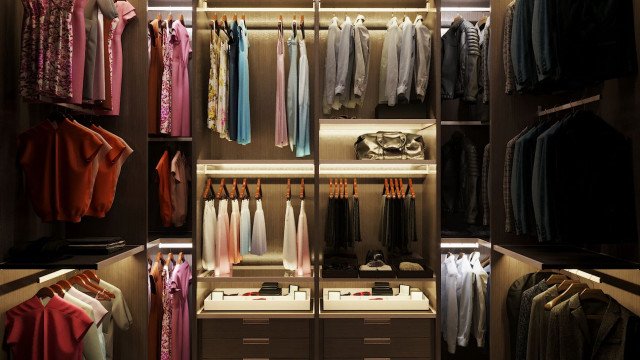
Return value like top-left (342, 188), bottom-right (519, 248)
top-left (396, 16), bottom-right (415, 102)
top-left (323, 18), bottom-right (341, 114)
top-left (385, 18), bottom-right (402, 106)
top-left (353, 16), bottom-right (370, 104)
top-left (334, 17), bottom-right (353, 102)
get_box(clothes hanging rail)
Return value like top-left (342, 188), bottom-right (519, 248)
top-left (0, 269), bottom-right (78, 296)
top-left (537, 94), bottom-right (601, 117)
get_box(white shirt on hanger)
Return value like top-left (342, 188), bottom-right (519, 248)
top-left (442, 254), bottom-right (460, 354)
top-left (456, 253), bottom-right (474, 347)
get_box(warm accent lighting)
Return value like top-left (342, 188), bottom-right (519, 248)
top-left (38, 269), bottom-right (74, 283)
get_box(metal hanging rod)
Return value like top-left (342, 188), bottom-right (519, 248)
top-left (562, 268), bottom-right (640, 296)
top-left (319, 8), bottom-right (436, 13)
top-left (537, 94), bottom-right (601, 117)
top-left (197, 7), bottom-right (315, 13)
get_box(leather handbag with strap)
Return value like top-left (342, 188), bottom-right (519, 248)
top-left (354, 132), bottom-right (426, 160)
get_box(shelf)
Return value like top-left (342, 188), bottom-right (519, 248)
top-left (441, 237), bottom-right (491, 249)
top-left (441, 121), bottom-right (489, 126)
top-left (197, 160), bottom-right (314, 178)
top-left (0, 245), bottom-right (144, 270)
top-left (493, 245), bottom-right (640, 270)
top-left (319, 119), bottom-right (436, 136)
top-left (198, 266), bottom-right (315, 282)
top-left (319, 160), bottom-right (436, 177)
top-left (147, 238), bottom-right (193, 249)
top-left (197, 304), bottom-right (315, 319)
top-left (148, 137), bottom-right (192, 142)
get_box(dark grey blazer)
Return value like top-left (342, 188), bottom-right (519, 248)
top-left (546, 293), bottom-right (640, 360)
top-left (83, 0), bottom-right (118, 100)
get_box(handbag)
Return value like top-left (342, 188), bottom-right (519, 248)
top-left (354, 132), bottom-right (426, 160)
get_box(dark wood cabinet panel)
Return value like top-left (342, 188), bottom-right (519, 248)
top-left (323, 338), bottom-right (433, 358)
top-left (200, 319), bottom-right (311, 339)
top-left (323, 318), bottom-right (434, 339)
top-left (200, 338), bottom-right (310, 359)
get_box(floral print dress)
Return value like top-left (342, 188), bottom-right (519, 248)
top-left (41, 0), bottom-right (75, 98)
top-left (160, 262), bottom-right (174, 360)
top-left (19, 0), bottom-right (40, 100)
top-left (216, 30), bottom-right (230, 139)
top-left (207, 30), bottom-right (220, 130)
top-left (160, 22), bottom-right (173, 134)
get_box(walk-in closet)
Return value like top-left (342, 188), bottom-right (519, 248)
top-left (1, 0), bottom-right (639, 359)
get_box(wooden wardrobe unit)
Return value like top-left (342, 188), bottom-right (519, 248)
top-left (0, 0), bottom-right (150, 359)
top-left (487, 0), bottom-right (640, 359)
top-left (191, 0), bottom-right (441, 359)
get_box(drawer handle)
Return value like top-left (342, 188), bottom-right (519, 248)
top-left (364, 318), bottom-right (391, 325)
top-left (243, 338), bottom-right (270, 345)
top-left (363, 338), bottom-right (391, 345)
top-left (242, 318), bottom-right (270, 325)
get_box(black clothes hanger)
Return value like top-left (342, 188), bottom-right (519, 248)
top-left (292, 17), bottom-right (297, 39)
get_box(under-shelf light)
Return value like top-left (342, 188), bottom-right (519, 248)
top-left (159, 242), bottom-right (193, 249)
top-left (319, 121), bottom-right (436, 136)
top-left (148, 6), bottom-right (193, 11)
top-left (564, 269), bottom-right (602, 283)
top-left (440, 243), bottom-right (479, 249)
top-left (197, 162), bottom-right (315, 176)
top-left (441, 7), bottom-right (491, 12)
top-left (197, 7), bottom-right (314, 13)
top-left (38, 269), bottom-right (74, 283)
top-left (319, 162), bottom-right (435, 176)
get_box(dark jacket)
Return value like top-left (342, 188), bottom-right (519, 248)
top-left (553, 0), bottom-right (637, 86)
top-left (441, 18), bottom-right (462, 99)
top-left (442, 132), bottom-right (479, 224)
top-left (441, 18), bottom-right (480, 101)
top-left (552, 111), bottom-right (637, 244)
top-left (546, 294), bottom-right (640, 360)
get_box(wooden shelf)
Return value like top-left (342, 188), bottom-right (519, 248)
top-left (196, 160), bottom-right (314, 177)
top-left (197, 304), bottom-right (315, 319)
top-left (493, 245), bottom-right (640, 270)
top-left (319, 160), bottom-right (436, 178)
top-left (441, 121), bottom-right (489, 126)
top-left (0, 245), bottom-right (144, 270)
top-left (148, 137), bottom-right (193, 142)
top-left (319, 118), bottom-right (436, 134)
top-left (198, 266), bottom-right (315, 282)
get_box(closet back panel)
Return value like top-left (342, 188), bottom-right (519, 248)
top-left (317, 181), bottom-right (427, 263)
top-left (317, 12), bottom-right (438, 120)
top-left (198, 28), bottom-right (316, 160)
top-left (195, 175), bottom-right (316, 267)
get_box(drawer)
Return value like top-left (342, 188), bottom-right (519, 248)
top-left (201, 338), bottom-right (310, 359)
top-left (323, 318), bottom-right (433, 339)
top-left (323, 338), bottom-right (433, 358)
top-left (200, 319), bottom-right (310, 339)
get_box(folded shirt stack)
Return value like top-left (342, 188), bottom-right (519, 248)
top-left (66, 237), bottom-right (126, 254)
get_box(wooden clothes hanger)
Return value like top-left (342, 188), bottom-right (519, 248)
top-left (545, 282), bottom-right (590, 310)
top-left (384, 178), bottom-right (390, 198)
top-left (36, 286), bottom-right (56, 299)
top-left (179, 14), bottom-right (185, 26)
top-left (202, 178), bottom-right (213, 200)
top-left (178, 252), bottom-right (185, 264)
top-left (546, 274), bottom-right (568, 286)
top-left (353, 178), bottom-right (358, 199)
top-left (300, 15), bottom-right (305, 39)
top-left (50, 284), bottom-right (66, 298)
top-left (329, 179), bottom-right (334, 199)
top-left (292, 16), bottom-right (297, 39)
top-left (557, 279), bottom-right (581, 292)
top-left (579, 288), bottom-right (609, 303)
top-left (286, 179), bottom-right (292, 200)
top-left (408, 179), bottom-right (416, 198)
top-left (230, 179), bottom-right (238, 200)
top-left (255, 179), bottom-right (262, 200)
top-left (217, 179), bottom-right (229, 200)
top-left (300, 179), bottom-right (305, 200)
top-left (396, 179), bottom-right (404, 199)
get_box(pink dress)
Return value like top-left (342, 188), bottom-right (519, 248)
top-left (296, 200), bottom-right (311, 276)
top-left (101, 1), bottom-right (135, 116)
top-left (170, 262), bottom-right (192, 360)
top-left (170, 21), bottom-right (191, 137)
top-left (216, 199), bottom-right (231, 276)
top-left (160, 22), bottom-right (173, 134)
top-left (19, 0), bottom-right (40, 100)
top-left (70, 0), bottom-right (87, 104)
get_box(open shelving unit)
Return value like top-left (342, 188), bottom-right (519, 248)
top-left (0, 245), bottom-right (144, 270)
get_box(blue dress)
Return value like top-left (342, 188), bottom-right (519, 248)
top-left (237, 19), bottom-right (251, 145)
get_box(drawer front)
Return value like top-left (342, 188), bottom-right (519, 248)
top-left (201, 338), bottom-right (310, 359)
top-left (200, 319), bottom-right (310, 339)
top-left (323, 318), bottom-right (433, 339)
top-left (323, 338), bottom-right (433, 358)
